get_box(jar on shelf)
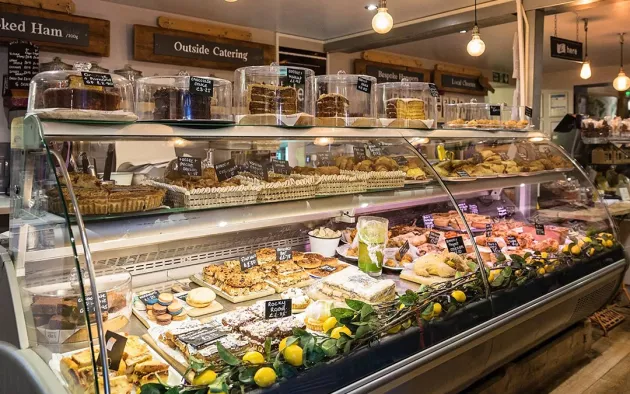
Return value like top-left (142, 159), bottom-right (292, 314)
top-left (376, 80), bottom-right (437, 129)
top-left (27, 62), bottom-right (136, 122)
top-left (444, 100), bottom-right (505, 130)
top-left (311, 71), bottom-right (378, 127)
top-left (233, 64), bottom-right (315, 126)
top-left (113, 64), bottom-right (143, 85)
top-left (39, 57), bottom-right (72, 72)
top-left (134, 74), bottom-right (232, 122)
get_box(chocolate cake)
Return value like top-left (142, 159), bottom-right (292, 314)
top-left (316, 93), bottom-right (349, 117)
top-left (43, 75), bottom-right (121, 111)
top-left (152, 87), bottom-right (212, 120)
top-left (386, 98), bottom-right (426, 120)
top-left (247, 83), bottom-right (297, 115)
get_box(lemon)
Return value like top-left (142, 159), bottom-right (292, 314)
top-left (193, 369), bottom-right (217, 386)
top-left (242, 351), bottom-right (265, 365)
top-left (331, 326), bottom-right (352, 339)
top-left (433, 303), bottom-right (442, 315)
top-left (587, 247), bottom-right (595, 256)
top-left (544, 264), bottom-right (554, 273)
top-left (577, 240), bottom-right (585, 248)
top-left (254, 367), bottom-right (277, 388)
top-left (387, 324), bottom-right (402, 334)
top-left (541, 252), bottom-right (549, 259)
top-left (402, 319), bottom-right (412, 329)
top-left (283, 345), bottom-right (303, 367)
top-left (583, 237), bottom-right (592, 243)
top-left (562, 245), bottom-right (570, 254)
top-left (488, 271), bottom-right (496, 282)
top-left (399, 304), bottom-right (406, 310)
top-left (279, 337), bottom-right (289, 353)
top-left (322, 317), bottom-right (338, 333)
top-left (538, 267), bottom-right (545, 275)
top-left (451, 290), bottom-right (466, 303)
top-left (571, 245), bottom-right (581, 255)
top-left (605, 240), bottom-right (614, 248)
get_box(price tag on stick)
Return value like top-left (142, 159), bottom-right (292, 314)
top-left (428, 231), bottom-right (441, 245)
top-left (535, 222), bottom-right (545, 235)
top-left (239, 253), bottom-right (258, 271)
top-left (398, 241), bottom-right (410, 257)
top-left (265, 299), bottom-right (292, 319)
top-left (189, 77), bottom-right (214, 96)
top-left (445, 236), bottom-right (467, 254)
top-left (276, 247), bottom-right (293, 262)
top-left (215, 159), bottom-right (238, 182)
top-left (178, 157), bottom-right (202, 177)
top-left (97, 331), bottom-right (128, 370)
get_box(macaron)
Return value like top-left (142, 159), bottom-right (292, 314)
top-left (186, 288), bottom-right (216, 309)
top-left (172, 309), bottom-right (188, 321)
top-left (147, 310), bottom-right (157, 321)
top-left (152, 303), bottom-right (167, 315)
top-left (156, 313), bottom-right (172, 326)
top-left (158, 293), bottom-right (174, 306)
top-left (168, 301), bottom-right (184, 316)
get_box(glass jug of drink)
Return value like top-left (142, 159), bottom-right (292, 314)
top-left (357, 216), bottom-right (388, 277)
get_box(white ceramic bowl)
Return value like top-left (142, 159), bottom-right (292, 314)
top-left (308, 231), bottom-right (341, 257)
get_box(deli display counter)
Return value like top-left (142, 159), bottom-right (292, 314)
top-left (0, 116), bottom-right (625, 394)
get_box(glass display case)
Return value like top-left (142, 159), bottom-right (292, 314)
top-left (4, 116), bottom-right (626, 394)
top-left (444, 101), bottom-right (532, 131)
top-left (312, 72), bottom-right (378, 127)
top-left (376, 81), bottom-right (437, 129)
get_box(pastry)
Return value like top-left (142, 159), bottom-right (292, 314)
top-left (156, 313), bottom-right (172, 326)
top-left (248, 83), bottom-right (297, 115)
top-left (316, 267), bottom-right (396, 303)
top-left (167, 300), bottom-right (183, 315)
top-left (43, 75), bottom-right (121, 111)
top-left (316, 93), bottom-right (349, 118)
top-left (158, 293), bottom-right (173, 306)
top-left (296, 253), bottom-right (324, 269)
top-left (304, 300), bottom-right (334, 331)
top-left (281, 288), bottom-right (311, 310)
top-left (310, 260), bottom-right (348, 277)
top-left (152, 304), bottom-right (167, 315)
top-left (186, 288), bottom-right (216, 308)
top-left (386, 98), bottom-right (426, 120)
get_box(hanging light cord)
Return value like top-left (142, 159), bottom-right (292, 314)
top-left (584, 19), bottom-right (588, 58)
top-left (474, 0), bottom-right (478, 25)
top-left (621, 33), bottom-right (625, 69)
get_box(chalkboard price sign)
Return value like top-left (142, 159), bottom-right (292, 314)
top-left (487, 241), bottom-right (501, 255)
top-left (506, 236), bottom-right (519, 247)
top-left (446, 236), bottom-right (466, 254)
top-left (469, 204), bottom-right (479, 214)
top-left (287, 68), bottom-right (305, 85)
top-left (178, 157), bottom-right (202, 177)
top-left (77, 292), bottom-right (109, 315)
top-left (366, 143), bottom-right (382, 156)
top-left (398, 241), bottom-right (410, 257)
top-left (535, 222), bottom-right (545, 235)
top-left (276, 247), bottom-right (293, 262)
top-left (239, 253), bottom-right (259, 271)
top-left (317, 151), bottom-right (333, 166)
top-left (393, 156), bottom-right (408, 166)
top-left (353, 146), bottom-right (367, 162)
top-left (265, 299), bottom-right (292, 319)
top-left (428, 83), bottom-right (439, 98)
top-left (246, 161), bottom-right (269, 180)
top-left (428, 231), bottom-right (441, 245)
top-left (271, 159), bottom-right (291, 175)
top-left (82, 71), bottom-right (114, 87)
top-left (357, 76), bottom-right (372, 93)
top-left (485, 223), bottom-right (493, 237)
top-left (215, 159), bottom-right (238, 182)
top-left (189, 76), bottom-right (214, 96)
top-left (422, 214), bottom-right (434, 229)
top-left (490, 105), bottom-right (501, 116)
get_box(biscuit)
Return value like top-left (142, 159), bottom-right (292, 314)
top-left (156, 313), bottom-right (172, 326)
top-left (186, 288), bottom-right (216, 308)
top-left (152, 304), bottom-right (167, 315)
top-left (158, 293), bottom-right (173, 306)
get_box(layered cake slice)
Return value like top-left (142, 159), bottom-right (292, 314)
top-left (318, 267), bottom-right (396, 303)
top-left (247, 84), bottom-right (297, 115)
top-left (386, 98), bottom-right (426, 120)
top-left (316, 93), bottom-right (349, 117)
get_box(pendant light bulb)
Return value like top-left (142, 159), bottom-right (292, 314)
top-left (580, 59), bottom-right (592, 80)
top-left (467, 26), bottom-right (485, 57)
top-left (372, 7), bottom-right (393, 34)
top-left (613, 69), bottom-right (630, 92)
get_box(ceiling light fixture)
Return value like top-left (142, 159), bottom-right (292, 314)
top-left (365, 4), bottom-right (378, 11)
top-left (460, 30), bottom-right (467, 34)
top-left (225, 0), bottom-right (238, 2)
top-left (372, 0), bottom-right (393, 34)
top-left (467, 0), bottom-right (485, 57)
top-left (580, 19), bottom-right (591, 79)
top-left (613, 33), bottom-right (630, 91)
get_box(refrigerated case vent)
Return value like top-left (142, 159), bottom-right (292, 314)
top-left (569, 279), bottom-right (618, 323)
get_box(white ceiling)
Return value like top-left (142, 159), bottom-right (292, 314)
top-left (106, 0), bottom-right (485, 40)
top-left (384, 0), bottom-right (630, 73)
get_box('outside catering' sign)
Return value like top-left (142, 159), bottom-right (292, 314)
top-left (134, 25), bottom-right (274, 70)
top-left (0, 4), bottom-right (110, 56)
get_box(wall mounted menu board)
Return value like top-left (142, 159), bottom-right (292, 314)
top-left (134, 25), bottom-right (274, 70)
top-left (433, 70), bottom-right (486, 96)
top-left (354, 59), bottom-right (430, 83)
top-left (0, 4), bottom-right (109, 57)
top-left (8, 41), bottom-right (39, 90)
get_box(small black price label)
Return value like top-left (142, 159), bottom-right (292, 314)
top-left (272, 159), bottom-right (291, 175)
top-left (497, 206), bottom-right (507, 218)
top-left (245, 160), bottom-right (269, 181)
top-left (456, 170), bottom-right (470, 177)
top-left (487, 241), bottom-right (501, 255)
top-left (506, 236), bottom-right (519, 247)
top-left (469, 204), bottom-right (479, 214)
top-left (178, 326), bottom-right (228, 347)
top-left (525, 106), bottom-right (533, 118)
top-left (366, 143), bottom-right (382, 156)
top-left (428, 231), bottom-right (441, 245)
top-left (393, 156), bottom-right (409, 166)
top-left (445, 236), bottom-right (467, 254)
top-left (317, 152), bottom-right (333, 166)
top-left (490, 105), bottom-right (501, 116)
top-left (276, 247), bottom-right (293, 262)
top-left (422, 214), bottom-right (434, 229)
top-left (319, 265), bottom-right (337, 272)
top-left (265, 299), bottom-right (292, 319)
top-left (97, 331), bottom-right (128, 370)
top-left (485, 223), bottom-right (493, 237)
top-left (287, 68), bottom-right (305, 85)
top-left (239, 253), bottom-right (259, 271)
top-left (81, 72), bottom-right (114, 87)
top-left (138, 290), bottom-right (160, 305)
top-left (458, 202), bottom-right (468, 212)
top-left (428, 83), bottom-right (439, 98)
top-left (535, 222), bottom-right (545, 235)
top-left (398, 241), bottom-right (410, 257)
top-left (357, 76), bottom-right (372, 94)
top-left (189, 76), bottom-right (214, 97)
top-left (178, 157), bottom-right (202, 177)
top-left (353, 146), bottom-right (367, 162)
top-left (499, 152), bottom-right (509, 160)
top-left (215, 159), bottom-right (238, 182)
top-left (78, 292), bottom-right (108, 315)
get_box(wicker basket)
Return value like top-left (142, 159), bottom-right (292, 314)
top-left (341, 170), bottom-right (406, 190)
top-left (240, 175), bottom-right (320, 203)
top-left (147, 180), bottom-right (261, 209)
top-left (292, 174), bottom-right (367, 196)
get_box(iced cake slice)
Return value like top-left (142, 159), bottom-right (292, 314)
top-left (318, 267), bottom-right (396, 303)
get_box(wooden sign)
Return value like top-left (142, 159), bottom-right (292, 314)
top-left (355, 59), bottom-right (430, 83)
top-left (434, 70), bottom-right (486, 96)
top-left (550, 36), bottom-right (583, 62)
top-left (133, 25), bottom-right (274, 70)
top-left (0, 4), bottom-right (109, 56)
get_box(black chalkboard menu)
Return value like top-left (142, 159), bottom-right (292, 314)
top-left (8, 41), bottom-right (39, 90)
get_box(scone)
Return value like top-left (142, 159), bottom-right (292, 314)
top-left (186, 287), bottom-right (216, 308)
